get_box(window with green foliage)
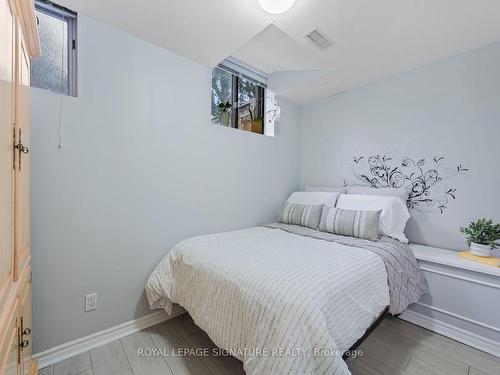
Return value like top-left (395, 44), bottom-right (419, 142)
top-left (211, 60), bottom-right (266, 135)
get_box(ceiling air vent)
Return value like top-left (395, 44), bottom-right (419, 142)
top-left (304, 29), bottom-right (334, 50)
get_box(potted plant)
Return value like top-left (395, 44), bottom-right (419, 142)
top-left (217, 101), bottom-right (232, 127)
top-left (460, 218), bottom-right (500, 257)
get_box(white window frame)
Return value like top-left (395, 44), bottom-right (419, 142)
top-left (218, 57), bottom-right (268, 88)
top-left (212, 57), bottom-right (273, 135)
top-left (33, 0), bottom-right (77, 96)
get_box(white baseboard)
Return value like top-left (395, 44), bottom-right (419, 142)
top-left (400, 309), bottom-right (500, 358)
top-left (33, 307), bottom-right (186, 369)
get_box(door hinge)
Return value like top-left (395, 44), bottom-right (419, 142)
top-left (12, 123), bottom-right (16, 170)
top-left (18, 316), bottom-right (30, 352)
top-left (17, 325), bottom-right (21, 364)
top-left (72, 39), bottom-right (76, 50)
top-left (14, 128), bottom-right (29, 172)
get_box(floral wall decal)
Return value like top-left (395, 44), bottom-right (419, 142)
top-left (347, 155), bottom-right (469, 214)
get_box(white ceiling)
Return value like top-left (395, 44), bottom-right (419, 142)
top-left (231, 24), bottom-right (332, 74)
top-left (56, 0), bottom-right (500, 105)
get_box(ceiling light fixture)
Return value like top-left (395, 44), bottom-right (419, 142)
top-left (258, 0), bottom-right (296, 15)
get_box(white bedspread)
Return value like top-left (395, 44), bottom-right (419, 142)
top-left (146, 227), bottom-right (390, 375)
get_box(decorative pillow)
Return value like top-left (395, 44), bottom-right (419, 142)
top-left (280, 203), bottom-right (323, 230)
top-left (336, 194), bottom-right (411, 243)
top-left (286, 191), bottom-right (339, 207)
top-left (346, 185), bottom-right (410, 202)
top-left (305, 185), bottom-right (346, 194)
top-left (319, 207), bottom-right (381, 241)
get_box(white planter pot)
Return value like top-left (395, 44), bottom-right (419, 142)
top-left (470, 242), bottom-right (492, 257)
top-left (219, 112), bottom-right (231, 127)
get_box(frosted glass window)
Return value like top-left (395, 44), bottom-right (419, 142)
top-left (30, 1), bottom-right (77, 96)
top-left (211, 67), bottom-right (233, 127)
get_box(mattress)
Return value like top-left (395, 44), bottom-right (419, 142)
top-left (146, 226), bottom-right (394, 374)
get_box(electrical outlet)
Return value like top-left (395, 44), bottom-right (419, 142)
top-left (85, 293), bottom-right (97, 312)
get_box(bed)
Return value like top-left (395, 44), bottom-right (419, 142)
top-left (145, 221), bottom-right (426, 375)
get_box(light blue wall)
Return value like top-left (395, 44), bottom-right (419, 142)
top-left (300, 42), bottom-right (500, 250)
top-left (31, 16), bottom-right (300, 353)
top-left (31, 12), bottom-right (500, 354)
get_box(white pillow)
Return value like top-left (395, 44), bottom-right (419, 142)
top-left (305, 185), bottom-right (346, 194)
top-left (336, 194), bottom-right (410, 243)
top-left (286, 191), bottom-right (340, 208)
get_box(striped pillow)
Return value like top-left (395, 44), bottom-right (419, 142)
top-left (280, 203), bottom-right (323, 229)
top-left (319, 207), bottom-right (381, 241)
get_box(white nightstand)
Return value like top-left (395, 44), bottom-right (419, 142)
top-left (401, 244), bottom-right (500, 358)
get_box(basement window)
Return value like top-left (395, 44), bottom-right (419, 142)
top-left (31, 0), bottom-right (77, 96)
top-left (211, 58), bottom-right (269, 135)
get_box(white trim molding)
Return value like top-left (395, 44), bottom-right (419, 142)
top-left (33, 307), bottom-right (186, 369)
top-left (407, 244), bottom-right (500, 359)
top-left (400, 309), bottom-right (500, 358)
top-left (419, 265), bottom-right (500, 290)
top-left (410, 244), bottom-right (500, 278)
top-left (414, 302), bottom-right (500, 333)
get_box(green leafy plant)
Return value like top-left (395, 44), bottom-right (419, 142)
top-left (459, 219), bottom-right (500, 248)
top-left (216, 101), bottom-right (232, 126)
top-left (218, 101), bottom-right (232, 113)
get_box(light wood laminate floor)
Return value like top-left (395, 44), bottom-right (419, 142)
top-left (38, 314), bottom-right (500, 375)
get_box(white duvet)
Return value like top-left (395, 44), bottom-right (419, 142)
top-left (146, 227), bottom-right (390, 375)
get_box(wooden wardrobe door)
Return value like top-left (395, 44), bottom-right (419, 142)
top-left (19, 267), bottom-right (33, 375)
top-left (0, 0), bottom-right (15, 307)
top-left (0, 300), bottom-right (19, 375)
top-left (14, 19), bottom-right (31, 277)
top-left (1, 2), bottom-right (38, 374)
